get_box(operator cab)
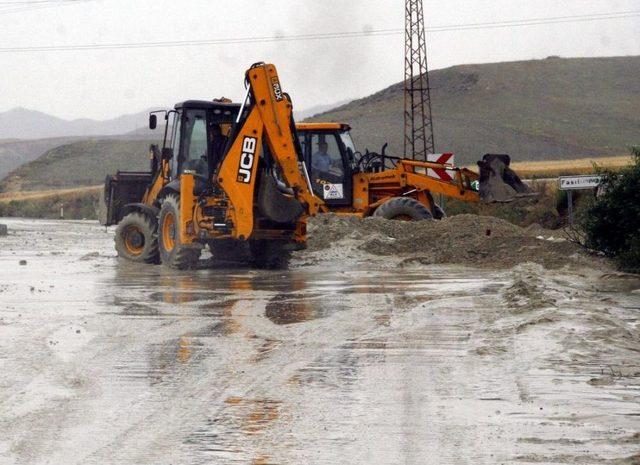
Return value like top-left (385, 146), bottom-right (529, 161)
top-left (296, 123), bottom-right (356, 207)
top-left (154, 100), bottom-right (241, 181)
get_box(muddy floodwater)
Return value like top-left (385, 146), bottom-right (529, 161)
top-left (0, 219), bottom-right (639, 464)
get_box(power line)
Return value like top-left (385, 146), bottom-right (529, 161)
top-left (0, 0), bottom-right (92, 15)
top-left (0, 10), bottom-right (638, 52)
top-left (0, 1), bottom-right (80, 4)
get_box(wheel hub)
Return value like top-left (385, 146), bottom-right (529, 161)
top-left (123, 226), bottom-right (145, 254)
top-left (128, 231), bottom-right (144, 249)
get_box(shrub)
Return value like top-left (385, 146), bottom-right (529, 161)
top-left (583, 147), bottom-right (640, 272)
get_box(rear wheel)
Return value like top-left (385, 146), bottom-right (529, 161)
top-left (158, 196), bottom-right (201, 269)
top-left (114, 212), bottom-right (159, 263)
top-left (373, 197), bottom-right (433, 221)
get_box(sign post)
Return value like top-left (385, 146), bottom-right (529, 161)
top-left (558, 175), bottom-right (603, 225)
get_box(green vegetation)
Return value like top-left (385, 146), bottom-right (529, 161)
top-left (311, 56), bottom-right (640, 165)
top-left (0, 139), bottom-right (153, 193)
top-left (582, 148), bottom-right (640, 272)
top-left (0, 137), bottom-right (81, 180)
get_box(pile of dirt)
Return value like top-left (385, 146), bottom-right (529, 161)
top-left (301, 214), bottom-right (601, 269)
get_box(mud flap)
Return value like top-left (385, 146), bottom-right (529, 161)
top-left (256, 170), bottom-right (305, 224)
top-left (477, 154), bottom-right (533, 203)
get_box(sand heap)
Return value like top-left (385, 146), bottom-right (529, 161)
top-left (303, 214), bottom-right (594, 269)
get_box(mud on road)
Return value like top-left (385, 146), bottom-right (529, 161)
top-left (0, 218), bottom-right (639, 465)
top-left (300, 214), bottom-right (602, 269)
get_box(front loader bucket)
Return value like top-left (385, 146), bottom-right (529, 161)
top-left (477, 154), bottom-right (532, 203)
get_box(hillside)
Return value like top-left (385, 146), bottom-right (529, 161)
top-left (309, 56), bottom-right (640, 164)
top-left (0, 107), bottom-right (158, 140)
top-left (0, 137), bottom-right (83, 180)
top-left (0, 139), bottom-right (153, 193)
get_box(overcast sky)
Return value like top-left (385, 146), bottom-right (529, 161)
top-left (2, 0), bottom-right (639, 120)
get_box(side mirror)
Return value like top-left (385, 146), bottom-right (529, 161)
top-left (161, 147), bottom-right (173, 160)
top-left (149, 114), bottom-right (157, 130)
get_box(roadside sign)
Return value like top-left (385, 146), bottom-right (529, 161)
top-left (558, 175), bottom-right (603, 226)
top-left (559, 175), bottom-right (603, 191)
top-left (427, 153), bottom-right (455, 181)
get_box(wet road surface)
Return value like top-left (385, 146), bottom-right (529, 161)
top-left (0, 219), bottom-right (639, 464)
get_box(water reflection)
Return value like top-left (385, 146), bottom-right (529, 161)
top-left (99, 261), bottom-right (500, 464)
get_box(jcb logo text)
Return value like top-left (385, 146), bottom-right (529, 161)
top-left (237, 137), bottom-right (257, 183)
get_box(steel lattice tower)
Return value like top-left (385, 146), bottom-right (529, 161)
top-left (404, 0), bottom-right (435, 160)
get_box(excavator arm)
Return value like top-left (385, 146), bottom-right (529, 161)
top-left (217, 63), bottom-right (323, 240)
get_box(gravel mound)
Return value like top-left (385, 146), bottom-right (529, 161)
top-left (302, 214), bottom-right (596, 269)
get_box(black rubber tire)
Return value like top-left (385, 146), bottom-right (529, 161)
top-left (433, 203), bottom-right (446, 220)
top-left (158, 195), bottom-right (202, 269)
top-left (114, 212), bottom-right (159, 264)
top-left (373, 197), bottom-right (433, 221)
top-left (249, 240), bottom-right (290, 269)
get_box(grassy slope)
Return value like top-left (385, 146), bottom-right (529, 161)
top-left (0, 139), bottom-right (153, 193)
top-left (309, 56), bottom-right (640, 165)
top-left (0, 137), bottom-right (84, 180)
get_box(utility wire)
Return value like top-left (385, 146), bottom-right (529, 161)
top-left (1, 9), bottom-right (638, 52)
top-left (0, 1), bottom-right (81, 4)
top-left (0, 0), bottom-right (92, 15)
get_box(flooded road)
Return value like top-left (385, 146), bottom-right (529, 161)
top-left (0, 219), bottom-right (639, 464)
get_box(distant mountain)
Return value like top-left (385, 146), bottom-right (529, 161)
top-left (295, 99), bottom-right (351, 121)
top-left (310, 56), bottom-right (640, 164)
top-left (0, 107), bottom-right (158, 140)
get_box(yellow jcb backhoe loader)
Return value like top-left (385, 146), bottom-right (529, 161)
top-left (102, 62), bottom-right (321, 269)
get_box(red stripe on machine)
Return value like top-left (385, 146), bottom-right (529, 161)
top-left (427, 153), bottom-right (455, 181)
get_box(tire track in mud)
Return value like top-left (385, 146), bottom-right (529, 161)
top-left (77, 271), bottom-right (491, 465)
top-left (471, 264), bottom-right (640, 464)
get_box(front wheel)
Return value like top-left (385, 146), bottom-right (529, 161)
top-left (373, 197), bottom-right (433, 221)
top-left (158, 196), bottom-right (201, 269)
top-left (433, 203), bottom-right (446, 220)
top-left (114, 212), bottom-right (159, 263)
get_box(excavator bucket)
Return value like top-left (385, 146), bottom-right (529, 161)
top-left (477, 154), bottom-right (533, 203)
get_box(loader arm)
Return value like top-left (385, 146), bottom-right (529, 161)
top-left (217, 63), bottom-right (323, 240)
top-left (396, 160), bottom-right (481, 202)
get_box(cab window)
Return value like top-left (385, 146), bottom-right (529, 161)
top-left (168, 111), bottom-right (181, 180)
top-left (309, 134), bottom-right (344, 193)
top-left (180, 109), bottom-right (209, 177)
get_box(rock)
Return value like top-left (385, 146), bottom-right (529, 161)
top-left (0, 224), bottom-right (7, 236)
top-left (19, 260), bottom-right (27, 266)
